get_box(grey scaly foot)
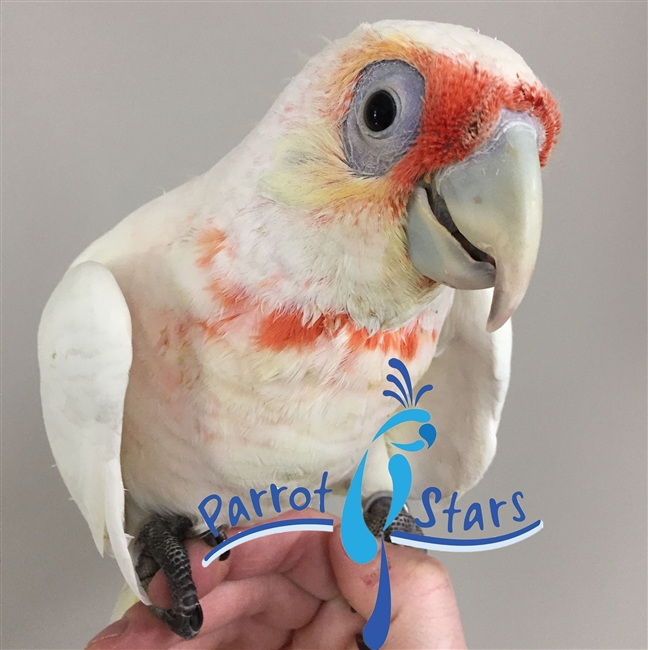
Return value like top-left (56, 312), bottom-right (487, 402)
top-left (135, 514), bottom-right (204, 639)
top-left (363, 492), bottom-right (423, 542)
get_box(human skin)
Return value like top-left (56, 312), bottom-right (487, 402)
top-left (87, 510), bottom-right (466, 649)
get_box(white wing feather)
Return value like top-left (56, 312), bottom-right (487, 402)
top-left (388, 287), bottom-right (512, 498)
top-left (38, 261), bottom-right (148, 603)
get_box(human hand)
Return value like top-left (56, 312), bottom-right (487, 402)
top-left (87, 510), bottom-right (466, 649)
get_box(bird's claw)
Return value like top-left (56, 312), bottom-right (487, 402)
top-left (363, 493), bottom-right (423, 543)
top-left (199, 524), bottom-right (230, 560)
top-left (149, 603), bottom-right (203, 640)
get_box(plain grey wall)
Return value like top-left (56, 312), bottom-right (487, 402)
top-left (2, 2), bottom-right (646, 649)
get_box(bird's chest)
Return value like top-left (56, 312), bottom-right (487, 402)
top-left (121, 288), bottom-right (452, 517)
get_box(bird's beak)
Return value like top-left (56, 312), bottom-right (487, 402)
top-left (407, 111), bottom-right (543, 332)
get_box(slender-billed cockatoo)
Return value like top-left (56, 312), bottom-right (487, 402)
top-left (38, 20), bottom-right (560, 639)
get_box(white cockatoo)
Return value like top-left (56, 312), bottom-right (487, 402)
top-left (38, 20), bottom-right (560, 638)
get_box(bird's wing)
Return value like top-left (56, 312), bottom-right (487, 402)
top-left (387, 287), bottom-right (512, 498)
top-left (38, 261), bottom-right (148, 603)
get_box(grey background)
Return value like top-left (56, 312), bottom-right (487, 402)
top-left (2, 2), bottom-right (646, 649)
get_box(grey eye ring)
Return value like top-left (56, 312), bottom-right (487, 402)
top-left (342, 60), bottom-right (425, 177)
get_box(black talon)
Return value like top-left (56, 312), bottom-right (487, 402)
top-left (199, 525), bottom-right (230, 561)
top-left (135, 514), bottom-right (203, 639)
top-left (149, 602), bottom-right (203, 639)
top-left (189, 603), bottom-right (204, 632)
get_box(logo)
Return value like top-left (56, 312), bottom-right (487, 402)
top-left (198, 358), bottom-right (543, 650)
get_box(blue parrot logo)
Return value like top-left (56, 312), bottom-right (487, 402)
top-left (341, 358), bottom-right (436, 650)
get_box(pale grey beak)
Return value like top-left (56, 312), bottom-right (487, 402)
top-left (407, 111), bottom-right (544, 332)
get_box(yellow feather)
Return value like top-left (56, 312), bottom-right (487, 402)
top-left (260, 122), bottom-right (394, 212)
top-left (110, 582), bottom-right (140, 622)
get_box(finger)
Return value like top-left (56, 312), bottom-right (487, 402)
top-left (329, 526), bottom-right (467, 649)
top-left (86, 602), bottom-right (182, 650)
top-left (219, 617), bottom-right (291, 650)
top-left (119, 571), bottom-right (322, 648)
top-left (198, 573), bottom-right (321, 632)
top-left (179, 508), bottom-right (338, 602)
top-left (219, 508), bottom-right (341, 601)
top-left (290, 594), bottom-right (364, 650)
top-left (171, 617), bottom-right (290, 650)
top-left (87, 576), bottom-right (307, 650)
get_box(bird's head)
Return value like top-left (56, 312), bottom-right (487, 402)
top-left (250, 21), bottom-right (560, 331)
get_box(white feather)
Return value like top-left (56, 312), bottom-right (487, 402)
top-left (38, 261), bottom-right (148, 603)
top-left (387, 288), bottom-right (512, 498)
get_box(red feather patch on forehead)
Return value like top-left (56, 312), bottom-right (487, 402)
top-left (323, 32), bottom-right (561, 195)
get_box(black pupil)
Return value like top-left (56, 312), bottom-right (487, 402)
top-left (364, 90), bottom-right (397, 132)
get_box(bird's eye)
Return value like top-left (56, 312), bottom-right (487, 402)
top-left (364, 90), bottom-right (398, 132)
top-left (342, 60), bottom-right (425, 177)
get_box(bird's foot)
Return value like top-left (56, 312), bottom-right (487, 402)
top-left (135, 514), bottom-right (219, 639)
top-left (363, 492), bottom-right (423, 543)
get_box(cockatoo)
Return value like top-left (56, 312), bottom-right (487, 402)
top-left (38, 20), bottom-right (560, 639)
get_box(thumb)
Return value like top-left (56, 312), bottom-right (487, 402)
top-left (329, 526), bottom-right (466, 649)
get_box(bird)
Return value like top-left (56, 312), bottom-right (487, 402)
top-left (37, 19), bottom-right (560, 640)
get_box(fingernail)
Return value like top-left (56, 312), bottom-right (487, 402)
top-left (86, 618), bottom-right (129, 648)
